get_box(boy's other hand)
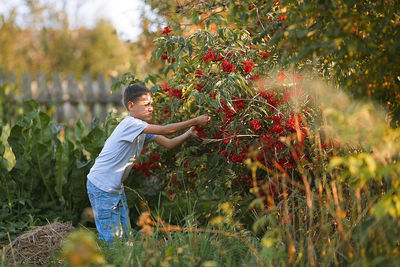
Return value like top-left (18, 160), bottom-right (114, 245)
top-left (196, 115), bottom-right (211, 126)
top-left (187, 126), bottom-right (197, 137)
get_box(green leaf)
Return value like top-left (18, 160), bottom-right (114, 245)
top-left (211, 14), bottom-right (222, 26)
top-left (111, 81), bottom-right (121, 92)
top-left (38, 112), bottom-right (52, 142)
top-left (55, 141), bottom-right (70, 202)
top-left (31, 142), bottom-right (55, 200)
top-left (24, 99), bottom-right (40, 112)
top-left (205, 19), bottom-right (211, 29)
top-left (178, 37), bottom-right (186, 46)
top-left (192, 12), bottom-right (200, 25)
top-left (82, 127), bottom-right (105, 158)
top-left (8, 125), bottom-right (25, 157)
top-left (147, 74), bottom-right (158, 85)
top-left (329, 156), bottom-right (344, 170)
top-left (150, 85), bottom-right (160, 94)
top-left (77, 158), bottom-right (92, 169)
top-left (252, 214), bottom-right (268, 233)
top-left (75, 119), bottom-right (85, 141)
top-left (187, 44), bottom-right (193, 57)
top-left (165, 245), bottom-right (176, 257)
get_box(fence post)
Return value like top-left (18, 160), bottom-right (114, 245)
top-left (82, 73), bottom-right (95, 122)
top-left (52, 72), bottom-right (64, 122)
top-left (36, 72), bottom-right (50, 104)
top-left (65, 73), bottom-right (81, 122)
top-left (21, 72), bottom-right (32, 101)
top-left (8, 72), bottom-right (17, 86)
top-left (95, 74), bottom-right (109, 121)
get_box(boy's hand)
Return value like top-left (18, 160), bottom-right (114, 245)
top-left (187, 126), bottom-right (198, 137)
top-left (195, 115), bottom-right (211, 126)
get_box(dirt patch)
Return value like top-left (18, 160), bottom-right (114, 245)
top-left (2, 222), bottom-right (74, 266)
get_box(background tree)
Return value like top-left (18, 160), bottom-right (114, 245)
top-left (0, 1), bottom-right (133, 79)
top-left (270, 1), bottom-right (400, 125)
top-left (0, 9), bottom-right (23, 72)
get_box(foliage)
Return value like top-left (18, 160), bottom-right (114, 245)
top-left (121, 0), bottom-right (325, 224)
top-left (144, 0), bottom-right (400, 123)
top-left (272, 0), bottom-right (400, 125)
top-left (1, 0), bottom-right (400, 266)
top-left (0, 100), bottom-right (120, 241)
top-left (58, 216), bottom-right (260, 267)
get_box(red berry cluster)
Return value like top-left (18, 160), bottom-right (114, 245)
top-left (162, 106), bottom-right (171, 119)
top-left (194, 125), bottom-right (208, 138)
top-left (132, 152), bottom-right (161, 178)
top-left (259, 90), bottom-right (279, 111)
top-left (195, 69), bottom-right (203, 78)
top-left (250, 119), bottom-right (261, 131)
top-left (222, 60), bottom-right (235, 72)
top-left (161, 83), bottom-right (182, 99)
top-left (195, 83), bottom-right (204, 92)
top-left (202, 48), bottom-right (223, 63)
top-left (250, 74), bottom-right (260, 81)
top-left (161, 25), bottom-right (172, 34)
top-left (259, 50), bottom-right (271, 58)
top-left (160, 51), bottom-right (176, 63)
top-left (242, 60), bottom-right (255, 74)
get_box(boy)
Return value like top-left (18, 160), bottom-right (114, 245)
top-left (86, 84), bottom-right (210, 244)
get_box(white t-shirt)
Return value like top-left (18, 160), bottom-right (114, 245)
top-left (87, 116), bottom-right (157, 193)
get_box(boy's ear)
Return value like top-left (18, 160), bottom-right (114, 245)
top-left (127, 101), bottom-right (135, 110)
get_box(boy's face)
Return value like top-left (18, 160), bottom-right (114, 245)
top-left (128, 93), bottom-right (154, 122)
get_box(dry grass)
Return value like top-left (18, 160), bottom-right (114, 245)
top-left (2, 222), bottom-right (74, 266)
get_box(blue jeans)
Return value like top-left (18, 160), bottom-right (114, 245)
top-left (86, 179), bottom-right (130, 244)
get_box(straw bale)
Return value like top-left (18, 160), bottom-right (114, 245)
top-left (3, 222), bottom-right (75, 266)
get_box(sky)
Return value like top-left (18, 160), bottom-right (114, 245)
top-left (0, 0), bottom-right (156, 41)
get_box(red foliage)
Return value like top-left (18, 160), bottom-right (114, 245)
top-left (259, 50), bottom-right (271, 58)
top-left (242, 60), bottom-right (254, 74)
top-left (194, 125), bottom-right (208, 138)
top-left (250, 119), bottom-right (262, 131)
top-left (222, 60), bottom-right (235, 72)
top-left (161, 51), bottom-right (168, 60)
top-left (195, 69), bottom-right (203, 78)
top-left (161, 83), bottom-right (182, 99)
top-left (221, 150), bottom-right (228, 158)
top-left (278, 71), bottom-right (286, 82)
top-left (162, 106), bottom-right (171, 119)
top-left (250, 74), bottom-right (260, 81)
top-left (161, 25), bottom-right (172, 34)
top-left (132, 152), bottom-right (161, 178)
top-left (202, 49), bottom-right (216, 63)
top-left (195, 83), bottom-right (204, 92)
top-left (259, 90), bottom-right (279, 110)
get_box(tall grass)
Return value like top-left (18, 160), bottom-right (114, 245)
top-left (245, 79), bottom-right (400, 266)
top-left (107, 229), bottom-right (259, 267)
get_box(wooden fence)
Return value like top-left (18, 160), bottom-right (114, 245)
top-left (0, 71), bottom-right (124, 123)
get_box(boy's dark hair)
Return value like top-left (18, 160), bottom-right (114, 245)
top-left (122, 84), bottom-right (151, 110)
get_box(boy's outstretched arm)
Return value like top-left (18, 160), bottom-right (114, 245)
top-left (143, 114), bottom-right (209, 135)
top-left (154, 127), bottom-right (197, 149)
